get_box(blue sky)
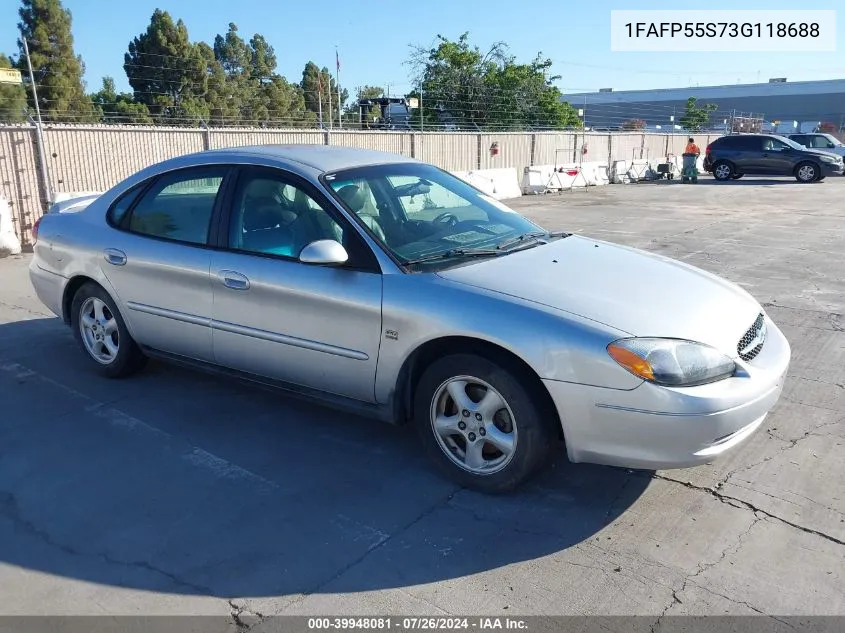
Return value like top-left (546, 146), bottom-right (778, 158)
top-left (2, 0), bottom-right (843, 96)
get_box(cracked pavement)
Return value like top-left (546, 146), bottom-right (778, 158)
top-left (0, 175), bottom-right (842, 623)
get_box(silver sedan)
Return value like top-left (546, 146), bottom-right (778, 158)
top-left (29, 145), bottom-right (791, 492)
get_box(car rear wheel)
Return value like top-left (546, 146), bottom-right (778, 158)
top-left (413, 353), bottom-right (558, 493)
top-left (712, 161), bottom-right (733, 181)
top-left (795, 161), bottom-right (819, 183)
top-left (71, 282), bottom-right (147, 378)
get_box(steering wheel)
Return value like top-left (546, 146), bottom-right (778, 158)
top-left (431, 212), bottom-right (459, 227)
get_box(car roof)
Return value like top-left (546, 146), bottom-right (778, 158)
top-left (201, 144), bottom-right (418, 173)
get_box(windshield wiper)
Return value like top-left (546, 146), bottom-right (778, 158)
top-left (403, 247), bottom-right (504, 266)
top-left (496, 230), bottom-right (569, 251)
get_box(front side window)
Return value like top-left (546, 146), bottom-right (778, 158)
top-left (810, 135), bottom-right (836, 149)
top-left (229, 171), bottom-right (344, 259)
top-left (764, 137), bottom-right (790, 151)
top-left (324, 163), bottom-right (551, 269)
top-left (128, 168), bottom-right (226, 244)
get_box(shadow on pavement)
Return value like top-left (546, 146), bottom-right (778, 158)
top-left (0, 317), bottom-right (650, 598)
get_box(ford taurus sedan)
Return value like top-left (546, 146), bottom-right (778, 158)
top-left (29, 145), bottom-right (791, 492)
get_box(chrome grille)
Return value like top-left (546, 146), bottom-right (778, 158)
top-left (737, 312), bottom-right (766, 362)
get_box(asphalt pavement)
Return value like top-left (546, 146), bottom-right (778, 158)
top-left (0, 175), bottom-right (842, 625)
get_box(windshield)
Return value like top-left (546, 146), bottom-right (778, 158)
top-left (775, 135), bottom-right (809, 150)
top-left (323, 163), bottom-right (553, 268)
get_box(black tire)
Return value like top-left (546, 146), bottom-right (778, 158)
top-left (412, 353), bottom-right (559, 493)
top-left (70, 282), bottom-right (147, 378)
top-left (731, 174), bottom-right (743, 180)
top-left (794, 161), bottom-right (820, 183)
top-left (712, 160), bottom-right (733, 181)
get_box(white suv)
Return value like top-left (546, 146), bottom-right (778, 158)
top-left (787, 133), bottom-right (845, 158)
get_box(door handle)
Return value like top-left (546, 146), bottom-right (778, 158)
top-left (218, 270), bottom-right (250, 290)
top-left (103, 248), bottom-right (127, 266)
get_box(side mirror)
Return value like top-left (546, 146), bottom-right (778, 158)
top-left (299, 239), bottom-right (348, 266)
top-left (829, 142), bottom-right (836, 148)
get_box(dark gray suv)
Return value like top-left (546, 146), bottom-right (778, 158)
top-left (703, 134), bottom-right (844, 182)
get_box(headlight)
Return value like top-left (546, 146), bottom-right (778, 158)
top-left (607, 338), bottom-right (736, 387)
top-left (820, 154), bottom-right (838, 163)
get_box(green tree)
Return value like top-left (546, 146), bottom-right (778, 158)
top-left (17, 0), bottom-right (96, 122)
top-left (0, 53), bottom-right (27, 122)
top-left (680, 97), bottom-right (718, 132)
top-left (209, 24), bottom-right (312, 127)
top-left (196, 41), bottom-right (234, 125)
top-left (124, 9), bottom-right (209, 124)
top-left (212, 23), bottom-right (254, 123)
top-left (409, 33), bottom-right (579, 130)
top-left (249, 34), bottom-right (276, 85)
top-left (300, 61), bottom-right (347, 125)
top-left (89, 76), bottom-right (152, 124)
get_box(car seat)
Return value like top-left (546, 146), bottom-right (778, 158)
top-left (335, 185), bottom-right (387, 243)
top-left (240, 202), bottom-right (296, 257)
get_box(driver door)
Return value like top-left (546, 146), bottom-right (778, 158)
top-left (209, 166), bottom-right (384, 403)
top-left (760, 137), bottom-right (796, 174)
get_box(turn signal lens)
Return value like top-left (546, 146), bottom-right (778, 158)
top-left (607, 338), bottom-right (736, 387)
top-left (607, 343), bottom-right (655, 381)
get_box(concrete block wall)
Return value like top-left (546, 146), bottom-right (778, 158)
top-left (0, 124), bottom-right (721, 246)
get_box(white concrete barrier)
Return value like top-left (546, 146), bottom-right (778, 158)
top-left (452, 168), bottom-right (522, 200)
top-left (580, 161), bottom-right (610, 186)
top-left (0, 196), bottom-right (22, 257)
top-left (627, 159), bottom-right (655, 181)
top-left (522, 163), bottom-right (604, 193)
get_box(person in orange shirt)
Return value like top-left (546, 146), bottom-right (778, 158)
top-left (685, 137), bottom-right (700, 155)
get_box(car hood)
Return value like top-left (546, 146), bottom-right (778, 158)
top-left (799, 147), bottom-right (843, 159)
top-left (437, 235), bottom-right (762, 357)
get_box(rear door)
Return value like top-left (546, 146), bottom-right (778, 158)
top-left (209, 165), bottom-right (384, 403)
top-left (102, 166), bottom-right (230, 362)
top-left (731, 136), bottom-right (765, 173)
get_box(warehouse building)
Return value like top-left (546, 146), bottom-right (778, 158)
top-left (563, 78), bottom-right (845, 132)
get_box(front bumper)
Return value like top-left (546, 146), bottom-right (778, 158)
top-left (821, 162), bottom-right (844, 176)
top-left (543, 315), bottom-right (791, 470)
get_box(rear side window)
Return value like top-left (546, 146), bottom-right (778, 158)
top-left (716, 136), bottom-right (760, 150)
top-left (127, 168), bottom-right (226, 245)
top-left (735, 136), bottom-right (762, 150)
top-left (107, 185), bottom-right (145, 227)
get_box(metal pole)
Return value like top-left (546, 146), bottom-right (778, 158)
top-left (327, 74), bottom-right (333, 130)
top-left (336, 49), bottom-right (342, 129)
top-left (419, 83), bottom-right (424, 132)
top-left (318, 80), bottom-right (323, 128)
top-left (22, 34), bottom-right (52, 204)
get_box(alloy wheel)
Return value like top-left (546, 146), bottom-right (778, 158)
top-left (79, 297), bottom-right (120, 364)
top-left (429, 375), bottom-right (518, 475)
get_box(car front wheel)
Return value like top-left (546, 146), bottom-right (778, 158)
top-left (70, 282), bottom-right (147, 378)
top-left (795, 161), bottom-right (819, 183)
top-left (712, 161), bottom-right (733, 181)
top-left (413, 353), bottom-right (558, 493)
